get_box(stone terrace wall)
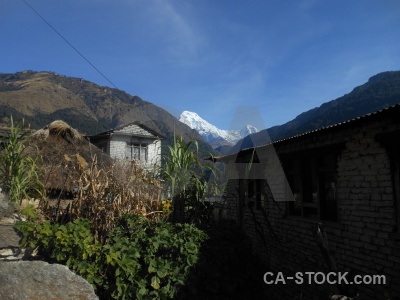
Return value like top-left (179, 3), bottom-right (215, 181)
top-left (0, 198), bottom-right (98, 299)
top-left (223, 115), bottom-right (400, 299)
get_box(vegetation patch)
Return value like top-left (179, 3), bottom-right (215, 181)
top-left (16, 214), bottom-right (207, 300)
top-left (2, 119), bottom-right (265, 299)
top-left (0, 82), bottom-right (23, 92)
top-left (0, 117), bottom-right (43, 204)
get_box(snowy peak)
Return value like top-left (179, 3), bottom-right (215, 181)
top-left (240, 124), bottom-right (258, 137)
top-left (179, 111), bottom-right (226, 138)
top-left (179, 111), bottom-right (258, 148)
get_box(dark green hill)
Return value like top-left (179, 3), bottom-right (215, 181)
top-left (228, 71), bottom-right (400, 153)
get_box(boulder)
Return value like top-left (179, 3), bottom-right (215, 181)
top-left (0, 261), bottom-right (98, 299)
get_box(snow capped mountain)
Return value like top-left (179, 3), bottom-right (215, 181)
top-left (179, 111), bottom-right (258, 148)
top-left (240, 124), bottom-right (258, 137)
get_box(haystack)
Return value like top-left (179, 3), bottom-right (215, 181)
top-left (24, 120), bottom-right (112, 192)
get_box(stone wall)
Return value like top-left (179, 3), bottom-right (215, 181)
top-left (0, 197), bottom-right (98, 299)
top-left (222, 112), bottom-right (400, 299)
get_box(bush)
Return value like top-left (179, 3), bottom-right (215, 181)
top-left (15, 214), bottom-right (207, 300)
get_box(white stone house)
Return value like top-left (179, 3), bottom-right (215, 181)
top-left (88, 122), bottom-right (163, 170)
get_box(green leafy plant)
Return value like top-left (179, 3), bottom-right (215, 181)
top-left (0, 117), bottom-right (43, 204)
top-left (20, 203), bottom-right (40, 221)
top-left (15, 214), bottom-right (207, 300)
top-left (162, 135), bottom-right (202, 197)
top-left (161, 135), bottom-right (218, 224)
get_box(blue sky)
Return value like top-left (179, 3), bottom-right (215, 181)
top-left (1, 0), bottom-right (400, 131)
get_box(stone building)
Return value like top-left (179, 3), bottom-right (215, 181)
top-left (88, 122), bottom-right (163, 170)
top-left (216, 104), bottom-right (400, 299)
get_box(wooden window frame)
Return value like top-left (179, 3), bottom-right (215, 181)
top-left (393, 156), bottom-right (400, 233)
top-left (126, 142), bottom-right (148, 162)
top-left (246, 179), bottom-right (264, 210)
top-left (282, 145), bottom-right (343, 222)
top-left (238, 178), bottom-right (265, 225)
top-left (377, 130), bottom-right (400, 233)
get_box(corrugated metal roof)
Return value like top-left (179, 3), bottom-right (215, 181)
top-left (270, 102), bottom-right (400, 146)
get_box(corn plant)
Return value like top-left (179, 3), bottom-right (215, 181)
top-left (162, 136), bottom-right (201, 197)
top-left (161, 135), bottom-right (218, 224)
top-left (0, 117), bottom-right (43, 204)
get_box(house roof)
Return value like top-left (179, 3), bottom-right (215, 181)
top-left (88, 121), bottom-right (164, 139)
top-left (212, 103), bottom-right (400, 162)
top-left (271, 103), bottom-right (400, 146)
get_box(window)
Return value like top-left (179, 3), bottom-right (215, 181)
top-left (239, 179), bottom-right (265, 210)
top-left (238, 180), bottom-right (246, 226)
top-left (377, 130), bottom-right (400, 233)
top-left (394, 155), bottom-right (400, 233)
top-left (284, 152), bottom-right (339, 222)
top-left (126, 143), bottom-right (148, 161)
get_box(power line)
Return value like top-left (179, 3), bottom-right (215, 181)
top-left (21, 0), bottom-right (119, 90)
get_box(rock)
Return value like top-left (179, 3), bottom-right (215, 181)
top-left (0, 247), bottom-right (26, 261)
top-left (0, 199), bottom-right (14, 220)
top-left (0, 261), bottom-right (98, 299)
top-left (0, 225), bottom-right (20, 248)
top-left (0, 216), bottom-right (16, 224)
top-left (0, 220), bottom-right (36, 261)
top-left (0, 199), bottom-right (97, 298)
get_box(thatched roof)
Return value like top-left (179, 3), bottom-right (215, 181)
top-left (24, 120), bottom-right (112, 191)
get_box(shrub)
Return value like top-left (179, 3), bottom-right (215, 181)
top-left (15, 214), bottom-right (207, 300)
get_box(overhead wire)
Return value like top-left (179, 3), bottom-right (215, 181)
top-left (21, 0), bottom-right (119, 90)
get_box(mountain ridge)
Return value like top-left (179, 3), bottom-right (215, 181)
top-left (179, 110), bottom-right (257, 148)
top-left (2, 70), bottom-right (399, 156)
top-left (0, 70), bottom-right (215, 154)
top-left (228, 70), bottom-right (400, 154)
